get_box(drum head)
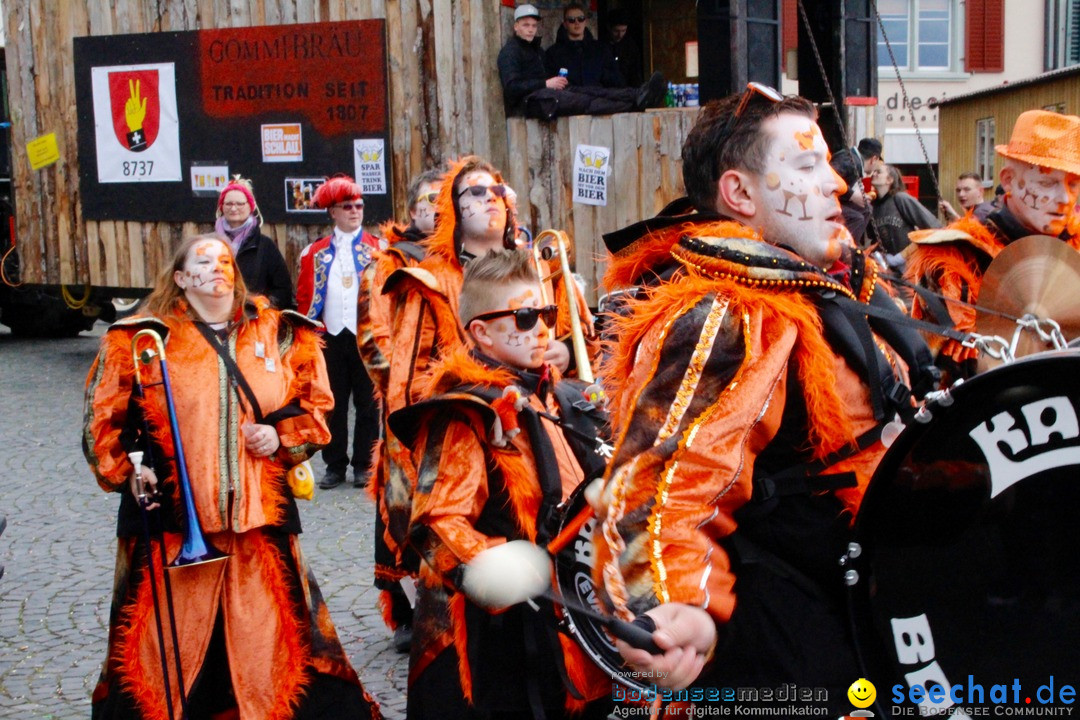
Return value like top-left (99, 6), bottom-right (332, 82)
top-left (554, 482), bottom-right (650, 693)
top-left (852, 352), bottom-right (1080, 709)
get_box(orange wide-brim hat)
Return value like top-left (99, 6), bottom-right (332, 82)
top-left (996, 109), bottom-right (1080, 176)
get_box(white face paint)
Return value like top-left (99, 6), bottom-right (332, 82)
top-left (1002, 160), bottom-right (1080, 237)
top-left (456, 170), bottom-right (507, 243)
top-left (471, 281), bottom-right (550, 370)
top-left (174, 239), bottom-right (235, 301)
top-left (753, 113), bottom-right (848, 269)
top-left (409, 181), bottom-right (441, 235)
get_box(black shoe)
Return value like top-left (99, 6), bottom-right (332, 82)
top-left (637, 71), bottom-right (666, 110)
top-left (352, 470), bottom-right (369, 489)
top-left (393, 624), bottom-right (412, 653)
top-left (318, 471), bottom-right (346, 489)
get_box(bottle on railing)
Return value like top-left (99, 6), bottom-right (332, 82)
top-left (686, 83), bottom-right (700, 107)
top-left (665, 82), bottom-right (675, 107)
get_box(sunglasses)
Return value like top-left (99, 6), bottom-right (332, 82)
top-left (419, 191), bottom-right (439, 204)
top-left (456, 183), bottom-right (509, 200)
top-left (469, 305), bottom-right (558, 332)
top-left (565, 15), bottom-right (587, 22)
top-left (712, 82), bottom-right (784, 178)
top-left (335, 201), bottom-right (364, 211)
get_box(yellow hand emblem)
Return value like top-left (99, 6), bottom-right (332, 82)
top-left (125, 79), bottom-right (147, 133)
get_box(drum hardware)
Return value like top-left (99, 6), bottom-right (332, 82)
top-left (838, 542), bottom-right (862, 587)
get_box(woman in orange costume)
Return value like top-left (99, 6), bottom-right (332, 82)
top-left (84, 235), bottom-right (381, 720)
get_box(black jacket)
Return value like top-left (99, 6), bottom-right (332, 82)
top-left (237, 233), bottom-right (295, 310)
top-left (497, 35), bottom-right (548, 115)
top-left (544, 35), bottom-right (625, 88)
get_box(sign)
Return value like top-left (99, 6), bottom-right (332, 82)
top-left (73, 21), bottom-right (392, 224)
top-left (190, 163), bottom-right (230, 197)
top-left (261, 123), bottom-right (303, 162)
top-left (90, 63), bottom-right (181, 183)
top-left (26, 133), bottom-right (60, 170)
top-left (198, 24), bottom-right (387, 138)
top-left (354, 139), bottom-right (387, 194)
top-left (573, 144), bottom-right (610, 206)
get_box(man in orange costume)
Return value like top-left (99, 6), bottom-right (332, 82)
top-left (357, 167), bottom-right (443, 653)
top-left (592, 87), bottom-right (936, 715)
top-left (906, 110), bottom-right (1080, 376)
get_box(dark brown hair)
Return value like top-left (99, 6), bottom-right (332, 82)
top-left (450, 156), bottom-right (517, 251)
top-left (682, 93), bottom-right (816, 212)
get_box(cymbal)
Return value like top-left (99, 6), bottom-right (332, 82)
top-left (976, 234), bottom-right (1080, 372)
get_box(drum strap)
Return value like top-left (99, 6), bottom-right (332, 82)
top-left (831, 293), bottom-right (974, 346)
top-left (726, 533), bottom-right (832, 603)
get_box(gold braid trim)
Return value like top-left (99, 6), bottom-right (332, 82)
top-left (646, 297), bottom-right (730, 604)
top-left (670, 244), bottom-right (858, 301)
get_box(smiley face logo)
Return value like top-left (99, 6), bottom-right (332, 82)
top-left (848, 678), bottom-right (876, 709)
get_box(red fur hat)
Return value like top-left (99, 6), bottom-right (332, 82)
top-left (312, 175), bottom-right (363, 209)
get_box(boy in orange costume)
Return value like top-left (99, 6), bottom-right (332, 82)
top-left (390, 249), bottom-right (610, 720)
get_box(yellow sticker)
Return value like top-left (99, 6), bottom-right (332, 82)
top-left (27, 133), bottom-right (59, 170)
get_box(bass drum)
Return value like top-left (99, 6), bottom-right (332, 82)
top-left (850, 351), bottom-right (1080, 712)
top-left (553, 482), bottom-right (650, 693)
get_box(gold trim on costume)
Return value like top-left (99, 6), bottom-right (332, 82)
top-left (646, 297), bottom-right (729, 603)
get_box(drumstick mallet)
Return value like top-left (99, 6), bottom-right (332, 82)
top-left (461, 540), bottom-right (661, 654)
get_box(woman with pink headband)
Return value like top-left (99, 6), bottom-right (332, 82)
top-left (215, 176), bottom-right (295, 309)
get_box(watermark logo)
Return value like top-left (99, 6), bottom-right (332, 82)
top-left (848, 678), bottom-right (877, 717)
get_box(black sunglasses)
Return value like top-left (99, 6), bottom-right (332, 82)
top-left (456, 183), bottom-right (509, 200)
top-left (565, 15), bottom-right (587, 22)
top-left (469, 305), bottom-right (558, 332)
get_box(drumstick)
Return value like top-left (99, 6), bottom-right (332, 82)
top-left (462, 540), bottom-right (663, 654)
top-left (546, 504), bottom-right (592, 554)
top-left (541, 587), bottom-right (662, 655)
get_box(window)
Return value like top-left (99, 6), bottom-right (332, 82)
top-left (975, 117), bottom-right (996, 184)
top-left (1046, 0), bottom-right (1080, 70)
top-left (1044, 102), bottom-right (1067, 113)
top-left (877, 0), bottom-right (956, 72)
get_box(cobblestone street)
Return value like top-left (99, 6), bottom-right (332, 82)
top-left (0, 324), bottom-right (408, 718)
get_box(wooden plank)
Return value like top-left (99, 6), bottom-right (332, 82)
top-left (504, 118), bottom-right (531, 231)
top-left (638, 112), bottom-right (663, 218)
top-left (86, 221), bottom-right (103, 286)
top-left (431, 0), bottom-right (455, 154)
top-left (127, 221), bottom-right (146, 288)
top-left (100, 221), bottom-right (119, 287)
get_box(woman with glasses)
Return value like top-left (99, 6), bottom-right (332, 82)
top-left (215, 176), bottom-right (295, 310)
top-left (296, 175), bottom-right (383, 491)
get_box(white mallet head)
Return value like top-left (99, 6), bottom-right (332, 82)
top-left (460, 540), bottom-right (553, 610)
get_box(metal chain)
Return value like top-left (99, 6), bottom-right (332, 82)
top-left (796, 0), bottom-right (887, 249)
top-left (869, 0), bottom-right (944, 204)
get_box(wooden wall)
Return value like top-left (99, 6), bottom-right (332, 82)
top-left (504, 107), bottom-right (700, 303)
top-left (937, 72), bottom-right (1080, 195)
top-left (2, 0), bottom-right (510, 287)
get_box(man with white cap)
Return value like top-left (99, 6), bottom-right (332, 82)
top-left (907, 109), bottom-right (1080, 376)
top-left (497, 3), bottom-right (664, 119)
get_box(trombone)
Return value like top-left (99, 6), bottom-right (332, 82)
top-left (532, 229), bottom-right (595, 384)
top-left (130, 328), bottom-right (228, 720)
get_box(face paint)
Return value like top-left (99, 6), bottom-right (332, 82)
top-left (409, 181), bottom-right (441, 234)
top-left (1004, 161), bottom-right (1080, 236)
top-left (457, 171), bottom-right (508, 241)
top-left (472, 281), bottom-right (549, 370)
top-left (177, 239), bottom-right (235, 299)
top-left (754, 113), bottom-right (845, 269)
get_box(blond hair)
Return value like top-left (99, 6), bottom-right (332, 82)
top-left (459, 249), bottom-right (540, 333)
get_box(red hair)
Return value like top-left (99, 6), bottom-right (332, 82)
top-left (312, 175), bottom-right (362, 209)
top-left (216, 181), bottom-right (257, 215)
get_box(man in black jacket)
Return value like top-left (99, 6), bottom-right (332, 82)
top-left (497, 3), bottom-right (664, 120)
top-left (545, 3), bottom-right (626, 88)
